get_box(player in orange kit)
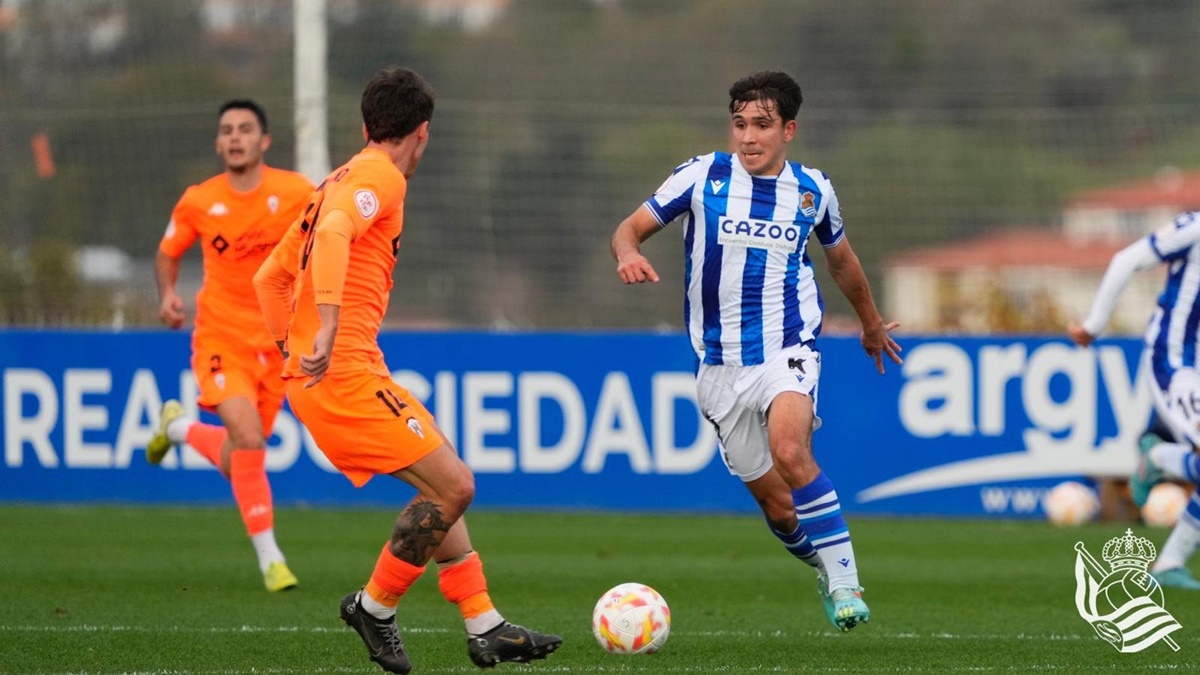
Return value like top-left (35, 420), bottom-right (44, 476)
top-left (148, 99), bottom-right (313, 593)
top-left (254, 67), bottom-right (561, 674)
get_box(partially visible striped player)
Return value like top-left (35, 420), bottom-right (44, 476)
top-left (1070, 210), bottom-right (1200, 590)
top-left (610, 71), bottom-right (901, 631)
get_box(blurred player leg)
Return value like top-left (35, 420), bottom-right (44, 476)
top-left (1150, 489), bottom-right (1200, 589)
top-left (1137, 371), bottom-right (1200, 588)
top-left (147, 396), bottom-right (293, 590)
top-left (186, 422), bottom-right (228, 466)
top-left (146, 399), bottom-right (225, 467)
top-left (217, 396), bottom-right (294, 591)
top-left (1146, 441), bottom-right (1200, 483)
top-left (1130, 432), bottom-right (1167, 507)
top-left (147, 399), bottom-right (185, 464)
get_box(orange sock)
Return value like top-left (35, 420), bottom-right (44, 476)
top-left (186, 423), bottom-right (227, 467)
top-left (364, 544), bottom-right (427, 609)
top-left (437, 552), bottom-right (495, 619)
top-left (229, 450), bottom-right (273, 536)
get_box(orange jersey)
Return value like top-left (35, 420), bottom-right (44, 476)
top-left (160, 166), bottom-right (313, 350)
top-left (265, 147), bottom-right (407, 378)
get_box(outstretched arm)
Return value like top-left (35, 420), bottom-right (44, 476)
top-left (611, 205), bottom-right (663, 284)
top-left (1069, 238), bottom-right (1159, 346)
top-left (823, 236), bottom-right (902, 374)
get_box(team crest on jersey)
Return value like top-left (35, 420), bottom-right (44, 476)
top-left (355, 190), bottom-right (379, 219)
top-left (207, 202), bottom-right (228, 216)
top-left (407, 417), bottom-right (425, 439)
top-left (267, 195), bottom-right (279, 214)
top-left (800, 192), bottom-right (817, 218)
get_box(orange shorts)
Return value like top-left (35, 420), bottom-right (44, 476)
top-left (286, 370), bottom-right (443, 487)
top-left (191, 340), bottom-right (286, 436)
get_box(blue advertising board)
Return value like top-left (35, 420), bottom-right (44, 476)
top-left (0, 331), bottom-right (1149, 517)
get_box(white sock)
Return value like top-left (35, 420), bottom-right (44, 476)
top-left (250, 529), bottom-right (285, 573)
top-left (1150, 442), bottom-right (1192, 481)
top-left (819, 540), bottom-right (860, 592)
top-left (1153, 512), bottom-right (1200, 572)
top-left (166, 417), bottom-right (193, 445)
top-left (466, 610), bottom-right (504, 637)
top-left (360, 589), bottom-right (396, 620)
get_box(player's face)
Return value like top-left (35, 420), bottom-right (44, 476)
top-left (216, 108), bottom-right (269, 173)
top-left (731, 99), bottom-right (795, 177)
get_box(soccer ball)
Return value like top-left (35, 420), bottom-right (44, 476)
top-left (591, 582), bottom-right (671, 654)
top-left (1043, 481), bottom-right (1100, 526)
top-left (1142, 482), bottom-right (1191, 528)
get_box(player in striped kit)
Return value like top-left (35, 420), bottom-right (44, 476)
top-left (611, 71), bottom-right (901, 631)
top-left (1070, 210), bottom-right (1200, 590)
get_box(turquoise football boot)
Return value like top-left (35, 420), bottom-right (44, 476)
top-left (1131, 432), bottom-right (1166, 508)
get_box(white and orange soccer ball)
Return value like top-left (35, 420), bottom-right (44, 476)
top-left (591, 582), bottom-right (671, 655)
top-left (1043, 481), bottom-right (1100, 526)
top-left (1142, 482), bottom-right (1191, 528)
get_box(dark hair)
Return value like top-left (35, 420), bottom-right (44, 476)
top-left (361, 67), bottom-right (436, 143)
top-left (728, 71), bottom-right (802, 123)
top-left (218, 99), bottom-right (269, 134)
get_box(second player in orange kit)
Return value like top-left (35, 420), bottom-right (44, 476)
top-left (148, 99), bottom-right (313, 593)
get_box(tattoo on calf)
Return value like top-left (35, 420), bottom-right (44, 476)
top-left (390, 499), bottom-right (451, 565)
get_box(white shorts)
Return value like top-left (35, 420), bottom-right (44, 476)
top-left (696, 343), bottom-right (822, 483)
top-left (1147, 354), bottom-right (1200, 447)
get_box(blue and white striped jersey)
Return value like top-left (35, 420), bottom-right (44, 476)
top-left (645, 151), bottom-right (843, 366)
top-left (1145, 211), bottom-right (1200, 389)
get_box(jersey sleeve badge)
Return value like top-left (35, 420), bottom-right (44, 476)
top-left (354, 189), bottom-right (379, 219)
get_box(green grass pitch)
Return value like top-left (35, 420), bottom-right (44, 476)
top-left (2, 505), bottom-right (1197, 673)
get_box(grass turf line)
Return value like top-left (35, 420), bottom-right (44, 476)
top-left (1, 506), bottom-right (1197, 673)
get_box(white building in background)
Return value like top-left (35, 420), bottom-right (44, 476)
top-left (886, 169), bottom-right (1200, 334)
top-left (1063, 169), bottom-right (1200, 243)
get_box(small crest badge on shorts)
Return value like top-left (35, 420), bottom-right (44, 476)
top-left (407, 417), bottom-right (425, 439)
top-left (355, 189), bottom-right (379, 219)
top-left (214, 373), bottom-right (226, 390)
top-left (1073, 530), bottom-right (1181, 653)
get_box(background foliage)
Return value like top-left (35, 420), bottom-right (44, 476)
top-left (1, 0), bottom-right (1199, 328)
